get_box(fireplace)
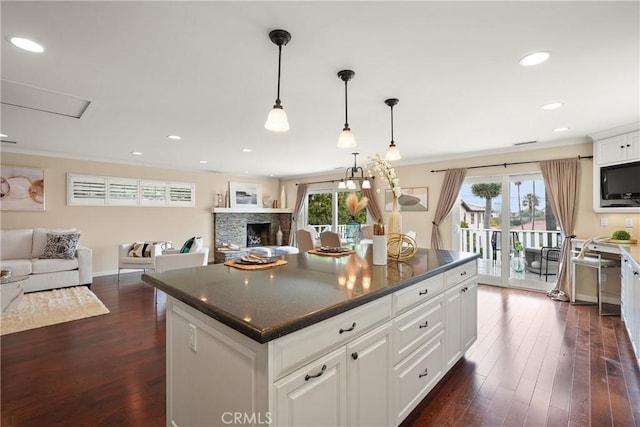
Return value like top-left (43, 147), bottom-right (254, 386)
top-left (246, 223), bottom-right (270, 247)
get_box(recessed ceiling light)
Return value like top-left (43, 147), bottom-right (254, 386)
top-left (553, 127), bottom-right (569, 132)
top-left (199, 160), bottom-right (208, 164)
top-left (542, 102), bottom-right (563, 110)
top-left (9, 37), bottom-right (44, 53)
top-left (131, 151), bottom-right (143, 156)
top-left (0, 133), bottom-right (7, 138)
top-left (519, 51), bottom-right (550, 66)
top-left (242, 148), bottom-right (252, 153)
top-left (167, 135), bottom-right (182, 140)
top-left (244, 171), bottom-right (249, 174)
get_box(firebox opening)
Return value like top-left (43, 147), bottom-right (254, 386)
top-left (247, 223), bottom-right (270, 247)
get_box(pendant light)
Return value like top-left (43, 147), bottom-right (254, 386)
top-left (338, 153), bottom-right (372, 190)
top-left (384, 98), bottom-right (401, 161)
top-left (337, 70), bottom-right (357, 148)
top-left (265, 29), bottom-right (291, 132)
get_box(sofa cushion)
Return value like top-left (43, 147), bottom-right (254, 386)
top-left (0, 259), bottom-right (32, 276)
top-left (40, 233), bottom-right (81, 260)
top-left (0, 229), bottom-right (34, 260)
top-left (32, 228), bottom-right (77, 258)
top-left (180, 236), bottom-right (203, 253)
top-left (32, 257), bottom-right (79, 274)
top-left (128, 242), bottom-right (153, 258)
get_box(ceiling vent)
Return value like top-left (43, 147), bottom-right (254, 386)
top-left (514, 140), bottom-right (538, 146)
top-left (1, 79), bottom-right (90, 119)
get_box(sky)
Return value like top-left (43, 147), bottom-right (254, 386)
top-left (459, 179), bottom-right (547, 214)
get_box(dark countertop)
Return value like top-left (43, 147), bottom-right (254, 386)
top-left (142, 246), bottom-right (479, 344)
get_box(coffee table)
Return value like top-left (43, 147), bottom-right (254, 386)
top-left (1, 275), bottom-right (28, 313)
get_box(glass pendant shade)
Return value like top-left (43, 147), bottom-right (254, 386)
top-left (385, 143), bottom-right (401, 161)
top-left (265, 105), bottom-right (290, 132)
top-left (338, 180), bottom-right (346, 189)
top-left (361, 179), bottom-right (371, 189)
top-left (337, 128), bottom-right (357, 148)
top-left (346, 179), bottom-right (356, 190)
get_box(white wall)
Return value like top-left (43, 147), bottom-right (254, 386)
top-left (283, 143), bottom-right (639, 249)
top-left (1, 152), bottom-right (281, 275)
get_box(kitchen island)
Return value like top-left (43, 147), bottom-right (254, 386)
top-left (143, 246), bottom-right (479, 427)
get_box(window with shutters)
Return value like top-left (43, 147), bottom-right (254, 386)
top-left (67, 174), bottom-right (194, 207)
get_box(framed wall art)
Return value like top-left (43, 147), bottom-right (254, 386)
top-left (0, 165), bottom-right (45, 211)
top-left (385, 187), bottom-right (428, 212)
top-left (229, 182), bottom-right (262, 208)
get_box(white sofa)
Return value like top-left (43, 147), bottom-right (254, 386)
top-left (0, 228), bottom-right (92, 293)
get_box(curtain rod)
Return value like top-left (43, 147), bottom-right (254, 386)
top-left (296, 177), bottom-right (375, 186)
top-left (429, 155), bottom-right (593, 173)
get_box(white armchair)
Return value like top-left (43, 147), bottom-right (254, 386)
top-left (118, 242), bottom-right (163, 282)
top-left (154, 248), bottom-right (209, 273)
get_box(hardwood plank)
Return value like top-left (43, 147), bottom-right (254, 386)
top-left (3, 279), bottom-right (640, 427)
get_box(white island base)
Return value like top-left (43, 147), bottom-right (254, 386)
top-left (164, 259), bottom-right (477, 427)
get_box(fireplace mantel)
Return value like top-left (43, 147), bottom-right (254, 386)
top-left (212, 208), bottom-right (292, 214)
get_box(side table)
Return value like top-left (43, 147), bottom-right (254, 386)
top-left (1, 275), bottom-right (29, 313)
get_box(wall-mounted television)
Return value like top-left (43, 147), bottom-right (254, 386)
top-left (600, 160), bottom-right (640, 207)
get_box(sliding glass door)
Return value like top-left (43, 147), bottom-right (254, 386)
top-left (305, 188), bottom-right (367, 239)
top-left (454, 173), bottom-right (562, 291)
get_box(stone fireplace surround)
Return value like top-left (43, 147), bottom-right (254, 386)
top-left (213, 208), bottom-right (292, 254)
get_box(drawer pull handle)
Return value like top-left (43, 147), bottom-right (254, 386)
top-left (419, 321), bottom-right (429, 329)
top-left (418, 368), bottom-right (429, 378)
top-left (462, 287), bottom-right (468, 292)
top-left (351, 352), bottom-right (358, 360)
top-left (634, 271), bottom-right (639, 276)
top-left (460, 271), bottom-right (467, 276)
top-left (305, 364), bottom-right (326, 381)
top-left (419, 289), bottom-right (428, 296)
top-left (339, 322), bottom-right (356, 334)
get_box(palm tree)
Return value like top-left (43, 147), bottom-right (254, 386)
top-left (471, 183), bottom-right (502, 230)
top-left (522, 193), bottom-right (540, 230)
top-left (514, 181), bottom-right (523, 230)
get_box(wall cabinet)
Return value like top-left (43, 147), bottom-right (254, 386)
top-left (621, 252), bottom-right (640, 366)
top-left (593, 129), bottom-right (640, 212)
top-left (165, 259), bottom-right (478, 427)
top-left (596, 131), bottom-right (640, 166)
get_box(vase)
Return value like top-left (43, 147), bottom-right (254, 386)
top-left (388, 195), bottom-right (402, 236)
top-left (510, 252), bottom-right (527, 273)
top-left (276, 226), bottom-right (283, 246)
top-left (345, 216), bottom-right (361, 245)
top-left (280, 186), bottom-right (286, 209)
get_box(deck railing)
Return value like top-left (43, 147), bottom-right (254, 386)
top-left (459, 228), bottom-right (562, 261)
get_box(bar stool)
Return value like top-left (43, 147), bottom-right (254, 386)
top-left (570, 249), bottom-right (621, 315)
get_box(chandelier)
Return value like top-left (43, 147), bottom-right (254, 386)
top-left (338, 153), bottom-right (373, 190)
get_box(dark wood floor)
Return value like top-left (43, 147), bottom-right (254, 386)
top-left (2, 276), bottom-right (639, 426)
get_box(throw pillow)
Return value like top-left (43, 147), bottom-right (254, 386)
top-left (40, 233), bottom-right (81, 260)
top-left (128, 242), bottom-right (153, 258)
top-left (180, 236), bottom-right (203, 253)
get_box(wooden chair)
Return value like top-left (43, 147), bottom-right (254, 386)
top-left (319, 231), bottom-right (342, 248)
top-left (296, 229), bottom-right (315, 252)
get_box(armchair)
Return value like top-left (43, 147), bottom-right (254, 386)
top-left (118, 241), bottom-right (163, 282)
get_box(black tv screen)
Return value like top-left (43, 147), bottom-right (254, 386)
top-left (601, 161), bottom-right (640, 201)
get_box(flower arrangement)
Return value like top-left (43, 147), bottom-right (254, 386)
top-left (346, 192), bottom-right (368, 217)
top-left (368, 154), bottom-right (401, 198)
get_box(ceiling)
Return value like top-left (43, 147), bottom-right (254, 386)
top-left (1, 1), bottom-right (638, 179)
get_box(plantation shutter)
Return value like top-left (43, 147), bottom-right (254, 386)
top-left (67, 174), bottom-right (107, 205)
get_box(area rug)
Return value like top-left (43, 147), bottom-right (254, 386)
top-left (1, 286), bottom-right (109, 335)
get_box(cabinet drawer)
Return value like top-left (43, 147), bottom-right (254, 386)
top-left (271, 295), bottom-right (392, 379)
top-left (444, 261), bottom-right (477, 289)
top-left (393, 294), bottom-right (443, 365)
top-left (393, 330), bottom-right (444, 424)
top-left (393, 275), bottom-right (444, 315)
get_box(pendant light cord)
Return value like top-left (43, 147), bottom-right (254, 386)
top-left (344, 80), bottom-right (349, 128)
top-left (275, 44), bottom-right (283, 106)
top-left (390, 105), bottom-right (395, 144)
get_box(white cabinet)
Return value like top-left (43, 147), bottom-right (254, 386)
top-left (444, 278), bottom-right (478, 370)
top-left (164, 259), bottom-right (478, 427)
top-left (596, 131), bottom-right (640, 166)
top-left (621, 251), bottom-right (640, 366)
top-left (346, 323), bottom-right (393, 427)
top-left (274, 348), bottom-right (347, 427)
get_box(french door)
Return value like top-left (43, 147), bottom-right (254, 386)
top-left (454, 173), bottom-right (561, 291)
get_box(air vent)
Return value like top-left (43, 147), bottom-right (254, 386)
top-left (1, 139), bottom-right (17, 144)
top-left (1, 79), bottom-right (90, 119)
top-left (514, 140), bottom-right (538, 146)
